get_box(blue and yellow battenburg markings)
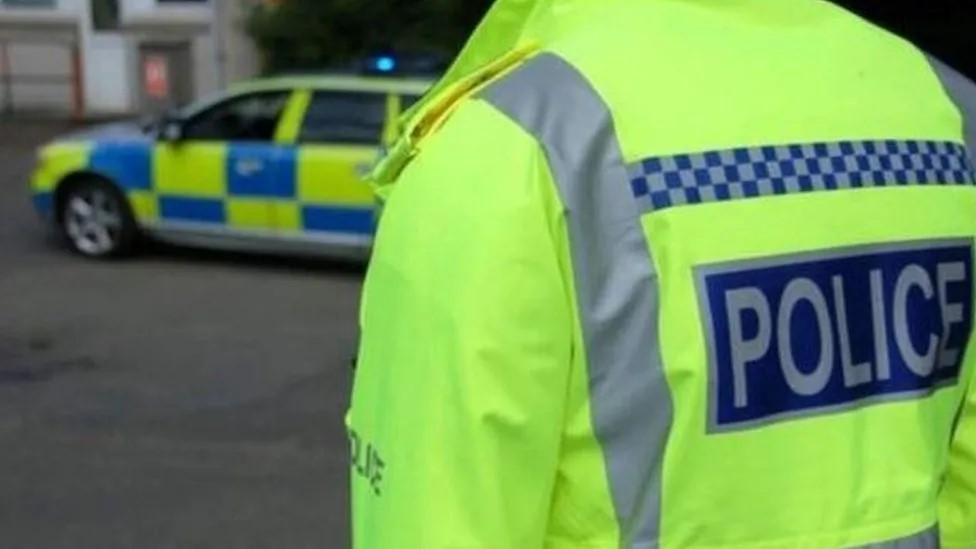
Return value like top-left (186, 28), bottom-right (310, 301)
top-left (90, 141), bottom-right (153, 191)
top-left (697, 239), bottom-right (973, 432)
top-left (34, 139), bottom-right (375, 236)
top-left (32, 193), bottom-right (54, 216)
top-left (629, 139), bottom-right (976, 212)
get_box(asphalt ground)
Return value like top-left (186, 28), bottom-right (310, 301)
top-left (0, 119), bottom-right (358, 548)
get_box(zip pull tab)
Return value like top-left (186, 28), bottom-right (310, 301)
top-left (368, 138), bottom-right (416, 203)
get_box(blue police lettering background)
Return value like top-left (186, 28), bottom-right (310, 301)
top-left (705, 244), bottom-right (972, 427)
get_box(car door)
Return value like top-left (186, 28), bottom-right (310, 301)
top-left (155, 90), bottom-right (292, 234)
top-left (288, 90), bottom-right (389, 244)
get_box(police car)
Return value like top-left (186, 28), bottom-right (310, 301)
top-left (29, 72), bottom-right (431, 259)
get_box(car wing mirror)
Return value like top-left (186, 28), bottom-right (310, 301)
top-left (160, 117), bottom-right (185, 142)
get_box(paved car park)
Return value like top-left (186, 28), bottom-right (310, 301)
top-left (0, 120), bottom-right (357, 548)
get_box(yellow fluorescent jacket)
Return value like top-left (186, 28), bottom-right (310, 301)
top-left (350, 1), bottom-right (976, 547)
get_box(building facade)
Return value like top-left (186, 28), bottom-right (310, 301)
top-left (0, 0), bottom-right (261, 118)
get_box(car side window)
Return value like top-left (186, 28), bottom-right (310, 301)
top-left (182, 91), bottom-right (290, 142)
top-left (299, 91), bottom-right (386, 145)
top-left (401, 94), bottom-right (423, 110)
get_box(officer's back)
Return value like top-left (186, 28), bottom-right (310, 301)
top-left (349, 1), bottom-right (976, 547)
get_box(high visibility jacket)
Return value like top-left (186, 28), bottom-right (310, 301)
top-left (348, 1), bottom-right (976, 547)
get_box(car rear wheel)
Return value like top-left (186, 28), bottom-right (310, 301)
top-left (60, 179), bottom-right (137, 258)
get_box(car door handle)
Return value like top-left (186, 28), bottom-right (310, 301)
top-left (235, 158), bottom-right (265, 177)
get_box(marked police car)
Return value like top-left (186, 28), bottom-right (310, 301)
top-left (29, 72), bottom-right (431, 259)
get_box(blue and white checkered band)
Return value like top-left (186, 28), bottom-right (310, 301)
top-left (628, 140), bottom-right (976, 213)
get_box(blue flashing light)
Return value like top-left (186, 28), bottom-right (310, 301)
top-left (374, 56), bottom-right (396, 73)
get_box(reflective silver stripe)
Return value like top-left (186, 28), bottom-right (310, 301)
top-left (928, 55), bottom-right (976, 163)
top-left (482, 53), bottom-right (673, 548)
top-left (853, 525), bottom-right (939, 549)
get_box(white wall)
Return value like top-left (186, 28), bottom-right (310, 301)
top-left (0, 0), bottom-right (78, 15)
top-left (77, 0), bottom-right (133, 115)
top-left (84, 36), bottom-right (131, 114)
top-left (120, 0), bottom-right (213, 20)
top-left (122, 0), bottom-right (155, 12)
top-left (221, 0), bottom-right (260, 85)
top-left (192, 32), bottom-right (218, 98)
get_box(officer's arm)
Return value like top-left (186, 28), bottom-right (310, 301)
top-left (940, 376), bottom-right (976, 548)
top-left (348, 99), bottom-right (573, 548)
top-left (929, 57), bottom-right (976, 549)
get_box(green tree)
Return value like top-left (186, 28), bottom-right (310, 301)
top-left (245, 0), bottom-right (492, 74)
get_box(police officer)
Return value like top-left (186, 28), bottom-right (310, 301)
top-left (348, 1), bottom-right (976, 547)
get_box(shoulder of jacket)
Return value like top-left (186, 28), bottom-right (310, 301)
top-left (369, 44), bottom-right (542, 201)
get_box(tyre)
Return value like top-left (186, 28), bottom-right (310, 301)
top-left (59, 178), bottom-right (138, 258)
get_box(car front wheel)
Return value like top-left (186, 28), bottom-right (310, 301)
top-left (59, 179), bottom-right (137, 258)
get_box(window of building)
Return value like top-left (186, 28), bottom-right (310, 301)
top-left (299, 91), bottom-right (387, 145)
top-left (90, 0), bottom-right (119, 31)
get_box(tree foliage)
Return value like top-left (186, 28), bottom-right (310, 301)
top-left (245, 0), bottom-right (493, 74)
